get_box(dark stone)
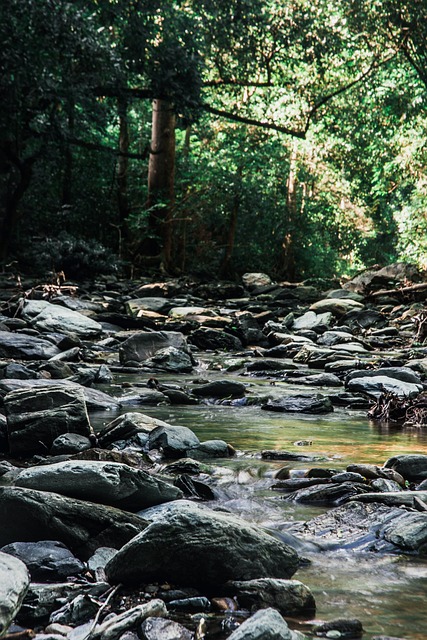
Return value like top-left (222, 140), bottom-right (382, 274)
top-left (261, 394), bottom-right (333, 414)
top-left (384, 454), bottom-right (427, 483)
top-left (148, 424), bottom-right (200, 458)
top-left (192, 380), bottom-right (246, 398)
top-left (313, 618), bottom-right (363, 638)
top-left (50, 433), bottom-right (92, 455)
top-left (0, 331), bottom-right (60, 360)
top-left (189, 327), bottom-right (243, 351)
top-left (0, 541), bottom-right (84, 582)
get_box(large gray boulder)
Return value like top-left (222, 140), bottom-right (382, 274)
top-left (0, 331), bottom-right (60, 360)
top-left (20, 300), bottom-right (102, 339)
top-left (226, 607), bottom-right (304, 640)
top-left (15, 460), bottom-right (182, 511)
top-left (0, 487), bottom-right (147, 560)
top-left (148, 425), bottom-right (200, 458)
top-left (4, 385), bottom-right (91, 455)
top-left (119, 331), bottom-right (188, 365)
top-left (105, 502), bottom-right (299, 588)
top-left (384, 455), bottom-right (427, 483)
top-left (191, 380), bottom-right (246, 399)
top-left (0, 541), bottom-right (84, 583)
top-left (227, 579), bottom-right (315, 616)
top-left (144, 346), bottom-right (194, 373)
top-left (0, 551), bottom-right (30, 638)
top-left (346, 376), bottom-right (422, 398)
top-left (0, 379), bottom-right (120, 411)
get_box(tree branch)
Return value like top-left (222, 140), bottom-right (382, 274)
top-left (67, 136), bottom-right (153, 159)
top-left (201, 104), bottom-right (306, 138)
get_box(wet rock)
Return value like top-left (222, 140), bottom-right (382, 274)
top-left (294, 373), bottom-right (342, 387)
top-left (262, 451), bottom-right (325, 462)
top-left (50, 433), bottom-right (91, 455)
top-left (144, 346), bottom-right (194, 373)
top-left (167, 596), bottom-right (210, 612)
top-left (338, 309), bottom-right (388, 330)
top-left (97, 412), bottom-right (170, 448)
top-left (0, 379), bottom-right (119, 411)
top-left (105, 501), bottom-right (299, 588)
top-left (2, 363), bottom-right (39, 380)
top-left (0, 331), bottom-right (60, 360)
top-left (346, 375), bottom-right (422, 398)
top-left (49, 594), bottom-right (99, 626)
top-left (0, 551), bottom-right (30, 638)
top-left (0, 541), bottom-right (84, 582)
top-left (174, 474), bottom-right (216, 501)
top-left (313, 618), bottom-right (363, 638)
top-left (189, 327), bottom-right (243, 351)
top-left (351, 490), bottom-right (427, 508)
top-left (0, 486), bottom-right (147, 559)
top-left (227, 578), bottom-right (315, 616)
top-left (192, 439), bottom-right (233, 459)
top-left (226, 607), bottom-right (304, 640)
top-left (192, 380), bottom-right (246, 398)
top-left (148, 425), bottom-right (200, 458)
top-left (15, 460), bottom-right (182, 511)
top-left (161, 388), bottom-right (198, 404)
top-left (246, 359), bottom-right (298, 373)
top-left (331, 472), bottom-right (366, 484)
top-left (346, 367), bottom-right (422, 385)
top-left (285, 482), bottom-right (372, 506)
top-left (262, 394), bottom-right (333, 414)
top-left (370, 479), bottom-right (403, 492)
top-left (119, 331), bottom-right (188, 365)
top-left (4, 385), bottom-right (91, 456)
top-left (139, 617), bottom-right (193, 640)
top-left (87, 546), bottom-right (117, 573)
top-left (19, 582), bottom-right (109, 626)
top-left (20, 300), bottom-right (103, 339)
top-left (384, 454), bottom-right (427, 483)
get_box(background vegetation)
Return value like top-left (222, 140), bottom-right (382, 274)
top-left (1, 0), bottom-right (426, 280)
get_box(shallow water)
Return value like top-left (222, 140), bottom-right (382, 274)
top-left (92, 370), bottom-right (427, 639)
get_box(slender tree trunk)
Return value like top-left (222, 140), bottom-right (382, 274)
top-left (219, 167), bottom-right (242, 277)
top-left (144, 98), bottom-right (176, 271)
top-left (117, 95), bottom-right (130, 230)
top-left (0, 156), bottom-right (34, 263)
top-left (279, 142), bottom-right (298, 280)
top-left (62, 99), bottom-right (74, 206)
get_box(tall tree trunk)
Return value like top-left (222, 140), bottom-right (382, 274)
top-left (62, 99), bottom-right (74, 206)
top-left (144, 98), bottom-right (176, 271)
top-left (0, 151), bottom-right (34, 263)
top-left (117, 95), bottom-right (129, 230)
top-left (279, 142), bottom-right (298, 280)
top-left (219, 166), bottom-right (242, 277)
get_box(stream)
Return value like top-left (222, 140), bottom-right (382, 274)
top-left (90, 361), bottom-right (427, 640)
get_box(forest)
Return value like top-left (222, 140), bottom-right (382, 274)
top-left (1, 0), bottom-right (426, 281)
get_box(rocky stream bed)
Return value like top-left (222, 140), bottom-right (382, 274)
top-left (0, 265), bottom-right (427, 640)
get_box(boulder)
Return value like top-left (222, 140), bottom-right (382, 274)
top-left (148, 425), bottom-right (200, 458)
top-left (144, 347), bottom-right (194, 373)
top-left (15, 460), bottom-right (182, 511)
top-left (346, 367), bottom-right (422, 385)
top-left (189, 327), bottom-right (243, 351)
top-left (227, 579), bottom-right (315, 616)
top-left (119, 331), bottom-right (188, 365)
top-left (139, 617), bottom-right (192, 640)
top-left (292, 311), bottom-right (332, 332)
top-left (0, 379), bottom-right (119, 411)
top-left (347, 376), bottom-right (423, 398)
top-left (0, 551), bottom-right (30, 638)
top-left (0, 331), bottom-right (60, 360)
top-left (4, 385), bottom-right (92, 456)
top-left (383, 455), bottom-right (427, 483)
top-left (262, 394), bottom-right (333, 414)
top-left (242, 273), bottom-right (272, 290)
top-left (20, 300), bottom-right (102, 339)
top-left (125, 298), bottom-right (173, 316)
top-left (246, 360), bottom-right (298, 373)
top-left (105, 502), bottom-right (299, 588)
top-left (97, 412), bottom-right (171, 448)
top-left (192, 380), bottom-right (246, 399)
top-left (226, 607), bottom-right (304, 640)
top-left (0, 486), bottom-right (147, 560)
top-left (310, 298), bottom-right (364, 316)
top-left (50, 433), bottom-right (92, 455)
top-left (0, 541), bottom-right (84, 582)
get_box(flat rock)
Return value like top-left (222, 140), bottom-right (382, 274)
top-left (262, 394), bottom-right (333, 414)
top-left (15, 460), bottom-right (182, 511)
top-left (310, 298), bottom-right (364, 316)
top-left (0, 379), bottom-right (119, 410)
top-left (191, 380), bottom-right (246, 398)
top-left (0, 551), bottom-right (30, 637)
top-left (105, 501), bottom-right (299, 588)
top-left (0, 331), bottom-right (60, 360)
top-left (0, 486), bottom-right (147, 560)
top-left (139, 617), bottom-right (193, 640)
top-left (20, 300), bottom-right (102, 339)
top-left (125, 298), bottom-right (173, 316)
top-left (292, 311), bottom-right (332, 332)
top-left (226, 579), bottom-right (315, 616)
top-left (347, 376), bottom-right (423, 398)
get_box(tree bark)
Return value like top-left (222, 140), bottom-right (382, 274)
top-left (143, 98), bottom-right (176, 271)
top-left (117, 95), bottom-right (130, 228)
top-left (278, 142), bottom-right (298, 280)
